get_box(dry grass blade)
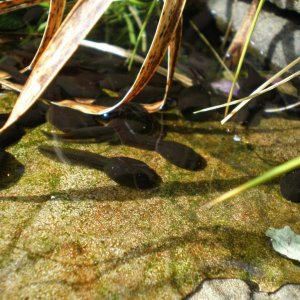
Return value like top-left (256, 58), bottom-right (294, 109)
top-left (225, 0), bottom-right (259, 67)
top-left (0, 79), bottom-right (23, 92)
top-left (55, 0), bottom-right (187, 115)
top-left (265, 100), bottom-right (300, 113)
top-left (0, 0), bottom-right (66, 78)
top-left (224, 0), bottom-right (265, 117)
top-left (80, 40), bottom-right (193, 87)
top-left (143, 17), bottom-right (183, 113)
top-left (0, 0), bottom-right (44, 14)
top-left (0, 0), bottom-right (113, 132)
top-left (28, 0), bottom-right (66, 69)
top-left (221, 56), bottom-right (300, 124)
top-left (194, 68), bottom-right (300, 113)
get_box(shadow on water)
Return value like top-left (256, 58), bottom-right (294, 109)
top-left (0, 152), bottom-right (24, 190)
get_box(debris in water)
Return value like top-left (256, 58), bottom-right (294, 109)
top-left (266, 226), bottom-right (300, 263)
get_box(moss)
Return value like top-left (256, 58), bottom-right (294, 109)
top-left (0, 106), bottom-right (300, 298)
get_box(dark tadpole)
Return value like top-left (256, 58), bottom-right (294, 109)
top-left (177, 86), bottom-right (219, 122)
top-left (280, 168), bottom-right (300, 203)
top-left (47, 105), bottom-right (99, 132)
top-left (16, 101), bottom-right (48, 128)
top-left (0, 151), bottom-right (25, 190)
top-left (109, 123), bottom-right (207, 171)
top-left (0, 122), bottom-right (25, 149)
top-left (155, 140), bottom-right (207, 171)
top-left (234, 64), bottom-right (280, 127)
top-left (45, 116), bottom-right (207, 171)
top-left (102, 102), bottom-right (161, 136)
top-left (0, 101), bottom-right (48, 149)
top-left (43, 126), bottom-right (118, 143)
top-left (38, 146), bottom-right (161, 190)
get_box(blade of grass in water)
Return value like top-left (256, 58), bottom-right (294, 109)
top-left (128, 0), bottom-right (157, 70)
top-left (190, 20), bottom-right (237, 86)
top-left (202, 156), bottom-right (300, 210)
top-left (224, 0), bottom-right (265, 116)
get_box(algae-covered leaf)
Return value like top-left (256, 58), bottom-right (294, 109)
top-left (266, 226), bottom-right (300, 262)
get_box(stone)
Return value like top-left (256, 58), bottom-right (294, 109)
top-left (207, 0), bottom-right (300, 72)
top-left (188, 279), bottom-right (251, 300)
top-left (253, 284), bottom-right (300, 299)
top-left (268, 0), bottom-right (300, 13)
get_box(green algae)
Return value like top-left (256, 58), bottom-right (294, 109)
top-left (0, 94), bottom-right (300, 298)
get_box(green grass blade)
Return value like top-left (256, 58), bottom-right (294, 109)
top-left (224, 0), bottom-right (265, 116)
top-left (203, 156), bottom-right (300, 210)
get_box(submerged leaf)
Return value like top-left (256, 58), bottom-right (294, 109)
top-left (266, 226), bottom-right (300, 263)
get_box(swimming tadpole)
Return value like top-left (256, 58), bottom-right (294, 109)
top-left (280, 168), bottom-right (300, 203)
top-left (38, 146), bottom-right (161, 190)
top-left (47, 105), bottom-right (99, 132)
top-left (0, 149), bottom-right (6, 166)
top-left (43, 126), bottom-right (119, 144)
top-left (111, 125), bottom-right (207, 171)
top-left (155, 140), bottom-right (207, 171)
top-left (0, 121), bottom-right (25, 149)
top-left (46, 117), bottom-right (207, 171)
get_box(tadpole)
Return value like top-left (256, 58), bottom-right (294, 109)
top-left (38, 146), bottom-right (161, 190)
top-left (47, 105), bottom-right (99, 132)
top-left (280, 168), bottom-right (300, 203)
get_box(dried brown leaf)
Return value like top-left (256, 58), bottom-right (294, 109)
top-left (0, 0), bottom-right (113, 132)
top-left (55, 0), bottom-right (186, 115)
top-left (0, 0), bottom-right (44, 14)
top-left (143, 16), bottom-right (183, 113)
top-left (28, 0), bottom-right (66, 69)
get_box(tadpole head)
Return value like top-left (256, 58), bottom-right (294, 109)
top-left (280, 168), bottom-right (300, 203)
top-left (104, 156), bottom-right (161, 190)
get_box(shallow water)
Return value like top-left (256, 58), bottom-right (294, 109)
top-left (0, 89), bottom-right (300, 298)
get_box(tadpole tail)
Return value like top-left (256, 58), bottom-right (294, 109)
top-left (38, 145), bottom-right (107, 170)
